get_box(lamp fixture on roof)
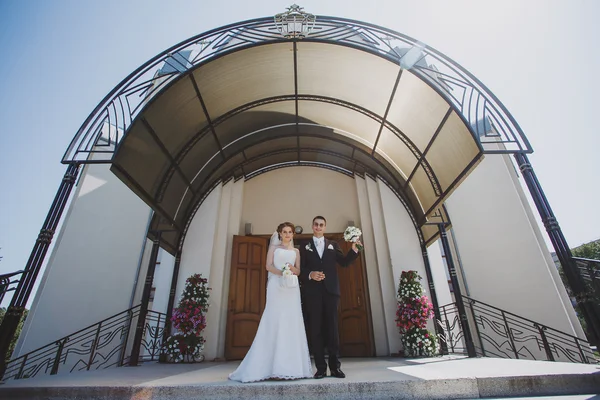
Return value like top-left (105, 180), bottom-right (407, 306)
top-left (275, 4), bottom-right (316, 39)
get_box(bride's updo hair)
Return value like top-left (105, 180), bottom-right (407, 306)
top-left (277, 222), bottom-right (295, 239)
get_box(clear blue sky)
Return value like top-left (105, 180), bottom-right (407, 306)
top-left (1, 0), bottom-right (599, 284)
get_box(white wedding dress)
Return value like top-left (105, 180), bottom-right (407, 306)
top-left (229, 248), bottom-right (313, 382)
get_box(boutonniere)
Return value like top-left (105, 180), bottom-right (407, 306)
top-left (305, 244), bottom-right (313, 252)
top-left (327, 244), bottom-right (334, 250)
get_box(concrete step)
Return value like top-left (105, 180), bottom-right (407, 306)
top-left (479, 397), bottom-right (599, 400)
top-left (1, 356), bottom-right (598, 399)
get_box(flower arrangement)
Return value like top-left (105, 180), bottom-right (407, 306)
top-left (343, 226), bottom-right (363, 251)
top-left (401, 327), bottom-right (438, 356)
top-left (282, 264), bottom-right (293, 276)
top-left (396, 270), bottom-right (438, 357)
top-left (163, 273), bottom-right (210, 363)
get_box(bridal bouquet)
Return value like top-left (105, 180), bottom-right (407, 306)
top-left (282, 264), bottom-right (293, 276)
top-left (280, 263), bottom-right (298, 288)
top-left (344, 226), bottom-right (363, 251)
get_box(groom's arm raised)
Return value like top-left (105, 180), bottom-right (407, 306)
top-left (334, 241), bottom-right (360, 268)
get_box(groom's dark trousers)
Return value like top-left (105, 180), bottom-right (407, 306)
top-left (300, 238), bottom-right (358, 372)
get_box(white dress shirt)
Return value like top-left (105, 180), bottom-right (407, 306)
top-left (313, 236), bottom-right (324, 258)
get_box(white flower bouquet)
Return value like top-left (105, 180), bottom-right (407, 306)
top-left (282, 264), bottom-right (293, 276)
top-left (280, 263), bottom-right (298, 288)
top-left (344, 226), bottom-right (363, 251)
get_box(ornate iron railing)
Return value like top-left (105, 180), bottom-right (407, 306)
top-left (437, 296), bottom-right (597, 364)
top-left (0, 270), bottom-right (24, 305)
top-left (573, 257), bottom-right (600, 302)
top-left (1, 305), bottom-right (166, 381)
top-left (63, 13), bottom-right (531, 164)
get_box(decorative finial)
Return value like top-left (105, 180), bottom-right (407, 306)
top-left (274, 4), bottom-right (316, 39)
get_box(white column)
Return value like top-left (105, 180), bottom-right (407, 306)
top-left (355, 176), bottom-right (388, 356)
top-left (365, 177), bottom-right (400, 355)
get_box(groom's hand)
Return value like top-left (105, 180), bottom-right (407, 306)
top-left (352, 239), bottom-right (363, 252)
top-left (310, 271), bottom-right (326, 281)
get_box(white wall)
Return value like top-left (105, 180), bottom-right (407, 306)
top-left (241, 167), bottom-right (359, 234)
top-left (176, 185), bottom-right (222, 301)
top-left (150, 249), bottom-right (175, 314)
top-left (16, 163), bottom-right (152, 356)
top-left (427, 240), bottom-right (453, 307)
top-left (446, 153), bottom-right (584, 338)
top-left (378, 180), bottom-right (442, 336)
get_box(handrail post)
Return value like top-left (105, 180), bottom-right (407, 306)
top-left (119, 308), bottom-right (136, 366)
top-left (16, 353), bottom-right (28, 380)
top-left (467, 299), bottom-right (486, 357)
top-left (87, 322), bottom-right (103, 370)
top-left (50, 338), bottom-right (68, 375)
top-left (438, 223), bottom-right (477, 357)
top-left (129, 232), bottom-right (161, 366)
top-left (501, 311), bottom-right (519, 359)
top-left (575, 338), bottom-right (589, 364)
top-left (420, 245), bottom-right (446, 355)
top-left (161, 251), bottom-right (182, 362)
top-left (536, 323), bottom-right (554, 361)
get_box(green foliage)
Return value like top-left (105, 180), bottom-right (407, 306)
top-left (556, 239), bottom-right (599, 342)
top-left (572, 240), bottom-right (600, 260)
top-left (0, 308), bottom-right (29, 363)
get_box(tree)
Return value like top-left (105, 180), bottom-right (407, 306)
top-left (572, 240), bottom-right (600, 260)
top-left (556, 239), bottom-right (600, 340)
top-left (0, 307), bottom-right (29, 363)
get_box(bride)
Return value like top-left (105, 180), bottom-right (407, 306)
top-left (228, 222), bottom-right (313, 382)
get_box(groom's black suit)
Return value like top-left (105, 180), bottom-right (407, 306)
top-left (300, 238), bottom-right (358, 373)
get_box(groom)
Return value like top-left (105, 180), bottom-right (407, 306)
top-left (300, 216), bottom-right (361, 379)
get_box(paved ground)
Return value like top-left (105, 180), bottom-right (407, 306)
top-left (1, 356), bottom-right (599, 399)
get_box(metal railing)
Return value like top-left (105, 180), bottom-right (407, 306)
top-left (437, 295), bottom-right (597, 364)
top-left (0, 270), bottom-right (25, 305)
top-left (2, 305), bottom-right (166, 381)
top-left (63, 14), bottom-right (531, 164)
top-left (573, 257), bottom-right (600, 302)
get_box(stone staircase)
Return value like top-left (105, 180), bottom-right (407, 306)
top-left (1, 356), bottom-right (598, 399)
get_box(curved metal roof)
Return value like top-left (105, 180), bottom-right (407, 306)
top-left (63, 14), bottom-right (531, 253)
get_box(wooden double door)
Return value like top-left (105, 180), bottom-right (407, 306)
top-left (225, 234), bottom-right (374, 360)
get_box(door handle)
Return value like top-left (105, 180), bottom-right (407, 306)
top-left (357, 295), bottom-right (361, 307)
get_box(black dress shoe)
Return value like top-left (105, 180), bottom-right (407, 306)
top-left (314, 370), bottom-right (326, 379)
top-left (330, 369), bottom-right (346, 378)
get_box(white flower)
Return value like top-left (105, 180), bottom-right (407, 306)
top-left (344, 226), bottom-right (362, 243)
top-left (282, 264), bottom-right (293, 276)
top-left (305, 244), bottom-right (313, 252)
